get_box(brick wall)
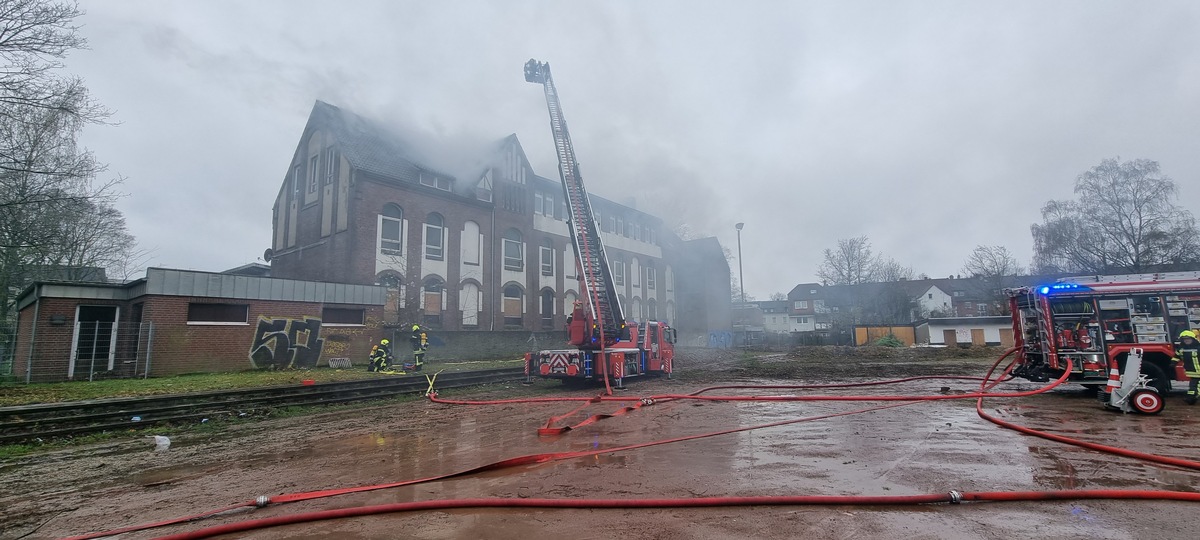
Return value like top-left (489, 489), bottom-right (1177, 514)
top-left (17, 294), bottom-right (388, 381)
top-left (382, 329), bottom-right (572, 363)
top-left (141, 296), bottom-right (386, 376)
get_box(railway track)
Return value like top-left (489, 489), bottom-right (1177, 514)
top-left (0, 367), bottom-right (526, 445)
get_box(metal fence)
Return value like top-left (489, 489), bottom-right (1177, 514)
top-left (70, 320), bottom-right (155, 381)
top-left (0, 321), bottom-right (15, 376)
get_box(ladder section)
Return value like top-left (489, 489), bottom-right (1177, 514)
top-left (525, 59), bottom-right (624, 344)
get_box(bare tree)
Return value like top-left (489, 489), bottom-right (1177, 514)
top-left (1031, 158), bottom-right (1199, 273)
top-left (0, 0), bottom-right (134, 319)
top-left (768, 292), bottom-right (787, 301)
top-left (962, 245), bottom-right (1023, 279)
top-left (874, 257), bottom-right (914, 282)
top-left (817, 236), bottom-right (878, 285)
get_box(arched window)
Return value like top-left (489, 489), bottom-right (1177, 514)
top-left (503, 229), bottom-right (523, 271)
top-left (462, 221), bottom-right (481, 264)
top-left (380, 204), bottom-right (403, 254)
top-left (647, 299), bottom-right (658, 321)
top-left (503, 283), bottom-right (524, 326)
top-left (425, 213), bottom-right (444, 261)
top-left (540, 288), bottom-right (555, 328)
top-left (540, 239), bottom-right (554, 276)
top-left (422, 276), bottom-right (445, 327)
top-left (630, 297), bottom-right (643, 323)
top-left (646, 262), bottom-right (656, 290)
top-left (666, 300), bottom-right (676, 324)
top-left (630, 257), bottom-right (641, 287)
top-left (461, 282), bottom-right (481, 327)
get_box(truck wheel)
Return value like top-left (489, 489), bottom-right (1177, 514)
top-left (1117, 355), bottom-right (1171, 396)
top-left (1141, 362), bottom-right (1170, 396)
top-left (1130, 388), bottom-right (1164, 415)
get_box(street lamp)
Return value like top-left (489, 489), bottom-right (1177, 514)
top-left (735, 222), bottom-right (745, 304)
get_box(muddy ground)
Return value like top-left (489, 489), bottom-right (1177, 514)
top-left (3, 347), bottom-right (1200, 539)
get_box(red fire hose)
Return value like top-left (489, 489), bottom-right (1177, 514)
top-left (152, 490), bottom-right (1200, 540)
top-left (64, 349), bottom-right (1200, 540)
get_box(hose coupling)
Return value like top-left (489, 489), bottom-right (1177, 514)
top-left (948, 490), bottom-right (963, 504)
top-left (255, 495), bottom-right (272, 507)
top-left (640, 398), bottom-right (656, 406)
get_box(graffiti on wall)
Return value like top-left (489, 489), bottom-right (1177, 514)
top-left (249, 316), bottom-right (325, 369)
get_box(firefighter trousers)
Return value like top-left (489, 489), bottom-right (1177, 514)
top-left (1188, 378), bottom-right (1198, 404)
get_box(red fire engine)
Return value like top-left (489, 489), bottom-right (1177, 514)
top-left (522, 59), bottom-right (675, 388)
top-left (1007, 271), bottom-right (1200, 413)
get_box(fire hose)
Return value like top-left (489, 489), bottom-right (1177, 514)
top-left (63, 349), bottom-right (1200, 540)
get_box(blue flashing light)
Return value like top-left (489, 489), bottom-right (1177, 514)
top-left (1038, 283), bottom-right (1090, 295)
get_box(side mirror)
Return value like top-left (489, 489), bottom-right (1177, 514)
top-left (666, 328), bottom-right (677, 344)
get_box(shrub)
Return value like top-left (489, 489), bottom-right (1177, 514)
top-left (873, 334), bottom-right (905, 348)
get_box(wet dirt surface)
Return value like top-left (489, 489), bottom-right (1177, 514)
top-left (4, 349), bottom-right (1200, 539)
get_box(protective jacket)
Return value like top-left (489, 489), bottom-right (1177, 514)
top-left (1177, 341), bottom-right (1200, 378)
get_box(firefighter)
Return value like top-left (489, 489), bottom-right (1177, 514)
top-left (368, 339), bottom-right (392, 373)
top-left (409, 324), bottom-right (428, 371)
top-left (1175, 330), bottom-right (1200, 405)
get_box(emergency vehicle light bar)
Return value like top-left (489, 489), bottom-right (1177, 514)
top-left (1038, 283), bottom-right (1091, 294)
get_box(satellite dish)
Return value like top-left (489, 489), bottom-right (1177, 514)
top-left (262, 248), bottom-right (274, 262)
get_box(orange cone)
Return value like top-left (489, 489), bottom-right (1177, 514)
top-left (1105, 367), bottom-right (1121, 393)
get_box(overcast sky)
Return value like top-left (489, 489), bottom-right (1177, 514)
top-left (68, 1), bottom-right (1200, 298)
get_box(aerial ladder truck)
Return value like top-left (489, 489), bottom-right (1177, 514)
top-left (522, 59), bottom-right (675, 389)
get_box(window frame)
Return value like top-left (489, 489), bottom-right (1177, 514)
top-left (186, 303), bottom-right (249, 325)
top-left (425, 214), bottom-right (445, 261)
top-left (540, 240), bottom-right (554, 277)
top-left (503, 230), bottom-right (524, 271)
top-left (380, 205), bottom-right (403, 255)
top-left (322, 307), bottom-right (365, 326)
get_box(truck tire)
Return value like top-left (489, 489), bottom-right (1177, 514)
top-left (1117, 354), bottom-right (1171, 396)
top-left (1141, 361), bottom-right (1170, 397)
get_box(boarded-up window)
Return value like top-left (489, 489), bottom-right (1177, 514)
top-left (461, 282), bottom-right (480, 326)
top-left (503, 284), bottom-right (523, 326)
top-left (462, 221), bottom-right (481, 265)
top-left (423, 277), bottom-right (444, 327)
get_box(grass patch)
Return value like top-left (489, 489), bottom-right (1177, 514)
top-left (0, 358), bottom-right (524, 407)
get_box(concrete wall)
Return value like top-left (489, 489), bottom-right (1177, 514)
top-left (916, 317), bottom-right (1014, 346)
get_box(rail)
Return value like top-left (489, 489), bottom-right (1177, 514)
top-left (0, 367), bottom-right (525, 444)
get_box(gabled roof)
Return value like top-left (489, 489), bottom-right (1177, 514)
top-left (309, 101), bottom-right (423, 184)
top-left (788, 283), bottom-right (823, 299)
top-left (307, 101), bottom-right (513, 199)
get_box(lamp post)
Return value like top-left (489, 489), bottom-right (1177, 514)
top-left (735, 222), bottom-right (745, 304)
top-left (735, 222), bottom-right (746, 347)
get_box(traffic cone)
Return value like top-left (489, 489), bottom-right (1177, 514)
top-left (1105, 367), bottom-right (1121, 393)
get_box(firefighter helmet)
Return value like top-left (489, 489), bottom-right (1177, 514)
top-left (1181, 330), bottom-right (1197, 340)
top-left (380, 339), bottom-right (389, 345)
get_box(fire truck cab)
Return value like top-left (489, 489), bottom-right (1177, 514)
top-left (1007, 272), bottom-right (1200, 395)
